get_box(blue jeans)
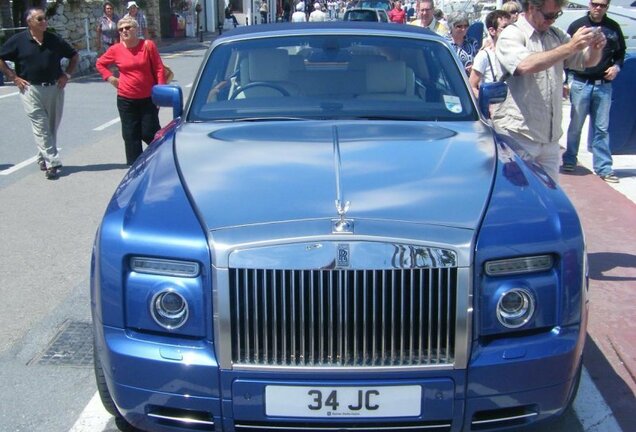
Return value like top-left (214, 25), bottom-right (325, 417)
top-left (563, 78), bottom-right (613, 176)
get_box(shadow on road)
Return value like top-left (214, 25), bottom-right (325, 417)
top-left (584, 333), bottom-right (636, 432)
top-left (588, 252), bottom-right (636, 281)
top-left (58, 163), bottom-right (129, 176)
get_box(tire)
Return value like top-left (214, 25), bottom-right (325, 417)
top-left (93, 340), bottom-right (119, 415)
top-left (93, 339), bottom-right (142, 431)
top-left (565, 356), bottom-right (583, 412)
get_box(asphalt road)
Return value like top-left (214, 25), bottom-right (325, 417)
top-left (0, 40), bottom-right (625, 432)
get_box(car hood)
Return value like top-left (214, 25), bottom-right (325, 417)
top-left (175, 120), bottom-right (496, 231)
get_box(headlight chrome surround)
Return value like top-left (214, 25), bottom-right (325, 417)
top-left (496, 288), bottom-right (535, 328)
top-left (150, 289), bottom-right (190, 329)
top-left (484, 255), bottom-right (553, 276)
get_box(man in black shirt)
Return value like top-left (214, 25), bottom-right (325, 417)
top-left (562, 0), bottom-right (625, 183)
top-left (0, 7), bottom-right (78, 180)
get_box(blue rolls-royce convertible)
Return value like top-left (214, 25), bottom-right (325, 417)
top-left (91, 22), bottom-right (588, 432)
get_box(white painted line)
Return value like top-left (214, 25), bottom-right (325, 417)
top-left (0, 156), bottom-right (37, 176)
top-left (67, 392), bottom-right (112, 432)
top-left (573, 367), bottom-right (623, 431)
top-left (93, 117), bottom-right (120, 131)
top-left (0, 91), bottom-right (19, 99)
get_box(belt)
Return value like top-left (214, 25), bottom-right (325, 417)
top-left (571, 75), bottom-right (608, 85)
top-left (32, 80), bottom-right (57, 86)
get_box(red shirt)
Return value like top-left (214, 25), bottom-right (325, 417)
top-left (96, 39), bottom-right (165, 99)
top-left (388, 8), bottom-right (406, 24)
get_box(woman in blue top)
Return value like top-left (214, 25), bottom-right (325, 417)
top-left (446, 11), bottom-right (479, 75)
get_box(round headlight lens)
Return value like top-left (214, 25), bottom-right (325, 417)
top-left (496, 288), bottom-right (535, 328)
top-left (151, 290), bottom-right (189, 329)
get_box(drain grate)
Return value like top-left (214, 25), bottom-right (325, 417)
top-left (32, 320), bottom-right (94, 367)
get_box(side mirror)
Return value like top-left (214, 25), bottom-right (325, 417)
top-left (478, 81), bottom-right (508, 119)
top-left (152, 85), bottom-right (183, 119)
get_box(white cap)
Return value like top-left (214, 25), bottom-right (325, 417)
top-left (314, 2), bottom-right (321, 9)
top-left (127, 1), bottom-right (139, 9)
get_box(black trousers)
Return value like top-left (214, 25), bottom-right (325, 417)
top-left (117, 96), bottom-right (160, 165)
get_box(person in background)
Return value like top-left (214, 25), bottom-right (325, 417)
top-left (96, 17), bottom-right (166, 165)
top-left (96, 1), bottom-right (119, 54)
top-left (292, 2), bottom-right (307, 21)
top-left (446, 11), bottom-right (480, 75)
top-left (502, 1), bottom-right (521, 23)
top-left (260, 1), bottom-right (269, 23)
top-left (0, 7), bottom-right (78, 180)
top-left (433, 8), bottom-right (447, 27)
top-left (562, 0), bottom-right (625, 182)
top-left (469, 10), bottom-right (511, 96)
top-left (389, 1), bottom-right (407, 24)
top-left (408, 0), bottom-right (448, 35)
top-left (283, 1), bottom-right (291, 21)
top-left (309, 2), bottom-right (327, 21)
top-left (225, 4), bottom-right (239, 27)
top-left (124, 1), bottom-right (149, 40)
top-left (494, 0), bottom-right (606, 183)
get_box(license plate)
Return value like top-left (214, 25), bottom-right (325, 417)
top-left (265, 385), bottom-right (421, 418)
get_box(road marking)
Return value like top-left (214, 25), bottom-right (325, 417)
top-left (0, 156), bottom-right (37, 176)
top-left (68, 392), bottom-right (112, 432)
top-left (70, 367), bottom-right (622, 432)
top-left (573, 367), bottom-right (623, 431)
top-left (93, 117), bottom-right (120, 131)
top-left (0, 91), bottom-right (19, 99)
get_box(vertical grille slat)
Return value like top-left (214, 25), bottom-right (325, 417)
top-left (229, 267), bottom-right (457, 367)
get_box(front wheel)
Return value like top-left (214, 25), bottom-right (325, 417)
top-left (565, 356), bottom-right (583, 412)
top-left (93, 339), bottom-right (141, 431)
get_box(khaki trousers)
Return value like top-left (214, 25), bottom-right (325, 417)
top-left (497, 129), bottom-right (561, 184)
top-left (19, 84), bottom-right (64, 168)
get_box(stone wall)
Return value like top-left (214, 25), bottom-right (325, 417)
top-left (46, 0), bottom-right (161, 74)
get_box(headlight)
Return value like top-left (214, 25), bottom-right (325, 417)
top-left (496, 288), bottom-right (535, 328)
top-left (484, 255), bottom-right (553, 276)
top-left (150, 289), bottom-right (189, 329)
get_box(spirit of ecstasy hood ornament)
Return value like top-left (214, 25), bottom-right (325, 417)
top-left (332, 126), bottom-right (353, 234)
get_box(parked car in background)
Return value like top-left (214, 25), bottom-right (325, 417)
top-left (347, 0), bottom-right (392, 12)
top-left (92, 21), bottom-right (588, 432)
top-left (343, 7), bottom-right (388, 22)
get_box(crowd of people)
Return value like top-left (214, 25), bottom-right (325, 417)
top-left (0, 0), bottom-right (627, 184)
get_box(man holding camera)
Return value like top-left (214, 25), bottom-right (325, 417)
top-left (562, 0), bottom-right (626, 183)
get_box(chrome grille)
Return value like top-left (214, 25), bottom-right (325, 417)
top-left (229, 268), bottom-right (456, 367)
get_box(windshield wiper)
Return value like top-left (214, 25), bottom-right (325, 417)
top-left (217, 116), bottom-right (308, 122)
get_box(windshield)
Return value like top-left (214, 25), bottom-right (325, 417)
top-left (188, 34), bottom-right (477, 122)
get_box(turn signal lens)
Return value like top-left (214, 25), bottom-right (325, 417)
top-left (130, 257), bottom-right (200, 277)
top-left (485, 255), bottom-right (553, 276)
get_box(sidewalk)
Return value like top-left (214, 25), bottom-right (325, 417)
top-left (558, 102), bottom-right (636, 431)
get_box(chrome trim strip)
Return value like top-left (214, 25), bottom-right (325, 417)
top-left (235, 423), bottom-right (452, 430)
top-left (471, 412), bottom-right (539, 425)
top-left (147, 413), bottom-right (214, 425)
top-left (231, 363), bottom-right (454, 372)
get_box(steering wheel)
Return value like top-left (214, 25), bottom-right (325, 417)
top-left (230, 81), bottom-right (291, 100)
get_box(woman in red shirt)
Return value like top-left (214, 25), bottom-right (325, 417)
top-left (96, 16), bottom-right (166, 165)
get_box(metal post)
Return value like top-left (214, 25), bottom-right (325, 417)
top-left (84, 18), bottom-right (90, 51)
